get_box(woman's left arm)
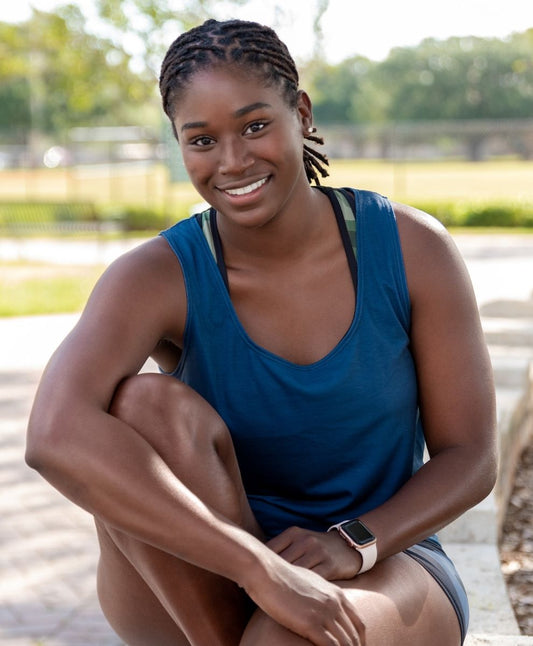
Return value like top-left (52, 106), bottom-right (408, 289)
top-left (358, 202), bottom-right (498, 559)
top-left (269, 203), bottom-right (497, 578)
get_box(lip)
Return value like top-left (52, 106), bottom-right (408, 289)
top-left (217, 175), bottom-right (270, 198)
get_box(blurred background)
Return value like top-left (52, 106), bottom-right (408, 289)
top-left (0, 0), bottom-right (532, 315)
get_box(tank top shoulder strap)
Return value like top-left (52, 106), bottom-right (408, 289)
top-left (195, 208), bottom-right (229, 289)
top-left (316, 186), bottom-right (358, 290)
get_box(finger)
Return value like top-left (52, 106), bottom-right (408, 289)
top-left (290, 552), bottom-right (324, 571)
top-left (329, 613), bottom-right (364, 646)
top-left (316, 620), bottom-right (358, 646)
top-left (342, 606), bottom-right (366, 646)
top-left (266, 527), bottom-right (298, 554)
top-left (276, 542), bottom-right (308, 565)
top-left (321, 594), bottom-right (365, 646)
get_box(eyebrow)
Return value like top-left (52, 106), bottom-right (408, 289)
top-left (180, 102), bottom-right (272, 133)
top-left (233, 101), bottom-right (272, 118)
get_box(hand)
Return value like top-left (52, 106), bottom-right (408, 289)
top-left (267, 526), bottom-right (362, 581)
top-left (243, 553), bottom-right (366, 646)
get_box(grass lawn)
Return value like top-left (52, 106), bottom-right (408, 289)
top-left (326, 159), bottom-right (533, 204)
top-left (0, 262), bottom-right (105, 317)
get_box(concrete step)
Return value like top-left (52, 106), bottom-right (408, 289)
top-left (490, 353), bottom-right (532, 390)
top-left (483, 317), bottom-right (533, 347)
top-left (443, 543), bottom-right (520, 636)
top-left (466, 635), bottom-right (533, 645)
top-left (480, 298), bottom-right (533, 319)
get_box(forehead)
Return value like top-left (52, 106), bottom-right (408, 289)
top-left (172, 65), bottom-right (289, 122)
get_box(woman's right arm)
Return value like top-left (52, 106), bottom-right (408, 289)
top-left (26, 236), bottom-right (261, 574)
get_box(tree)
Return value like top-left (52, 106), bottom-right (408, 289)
top-left (0, 23), bottom-right (31, 136)
top-left (378, 32), bottom-right (533, 122)
top-left (0, 6), bottom-right (156, 139)
top-left (94, 0), bottom-right (331, 75)
top-left (303, 57), bottom-right (382, 125)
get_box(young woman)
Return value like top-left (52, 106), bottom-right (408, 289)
top-left (26, 19), bottom-right (497, 646)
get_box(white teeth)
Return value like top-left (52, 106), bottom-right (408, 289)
top-left (225, 177), bottom-right (268, 196)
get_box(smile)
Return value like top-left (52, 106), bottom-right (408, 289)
top-left (223, 177), bottom-right (268, 196)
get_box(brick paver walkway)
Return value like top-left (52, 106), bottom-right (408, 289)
top-left (0, 367), bottom-right (123, 646)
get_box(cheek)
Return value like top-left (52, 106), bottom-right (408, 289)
top-left (181, 152), bottom-right (210, 185)
top-left (263, 125), bottom-right (304, 169)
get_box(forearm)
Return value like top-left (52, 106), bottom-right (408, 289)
top-left (359, 442), bottom-right (497, 560)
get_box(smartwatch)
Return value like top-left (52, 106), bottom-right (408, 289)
top-left (328, 519), bottom-right (377, 573)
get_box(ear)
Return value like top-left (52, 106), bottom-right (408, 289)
top-left (296, 90), bottom-right (314, 133)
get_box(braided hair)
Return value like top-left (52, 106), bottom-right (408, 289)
top-left (159, 19), bottom-right (329, 185)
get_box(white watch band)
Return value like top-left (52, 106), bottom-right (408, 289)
top-left (328, 520), bottom-right (377, 574)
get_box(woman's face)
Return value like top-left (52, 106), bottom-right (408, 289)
top-left (172, 65), bottom-right (313, 229)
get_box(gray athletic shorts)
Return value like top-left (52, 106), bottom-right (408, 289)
top-left (405, 538), bottom-right (469, 644)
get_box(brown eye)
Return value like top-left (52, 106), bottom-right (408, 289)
top-left (192, 136), bottom-right (215, 147)
top-left (244, 121), bottom-right (267, 135)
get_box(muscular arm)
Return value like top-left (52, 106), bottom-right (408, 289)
top-left (25, 237), bottom-right (263, 581)
top-left (359, 204), bottom-right (497, 558)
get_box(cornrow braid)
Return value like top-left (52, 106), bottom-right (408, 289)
top-left (159, 18), bottom-right (329, 185)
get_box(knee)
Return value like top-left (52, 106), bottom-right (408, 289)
top-left (109, 374), bottom-right (230, 457)
top-left (110, 374), bottom-right (206, 434)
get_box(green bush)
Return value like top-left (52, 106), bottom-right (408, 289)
top-left (0, 201), bottom-right (97, 227)
top-left (409, 201), bottom-right (464, 227)
top-left (0, 201), bottom-right (173, 233)
top-left (109, 205), bottom-right (172, 231)
top-left (463, 205), bottom-right (518, 227)
top-left (411, 201), bottom-right (533, 228)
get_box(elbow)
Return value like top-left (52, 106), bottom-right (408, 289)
top-left (472, 444), bottom-right (498, 504)
top-left (25, 435), bottom-right (50, 473)
top-left (25, 419), bottom-right (57, 474)
top-left (25, 405), bottom-right (71, 475)
top-left (486, 452), bottom-right (499, 497)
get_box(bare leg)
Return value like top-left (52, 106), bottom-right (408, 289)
top-left (95, 374), bottom-right (261, 646)
top-left (240, 553), bottom-right (462, 646)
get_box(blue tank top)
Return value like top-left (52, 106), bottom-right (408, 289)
top-left (160, 188), bottom-right (426, 539)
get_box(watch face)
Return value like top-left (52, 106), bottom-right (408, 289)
top-left (341, 520), bottom-right (375, 545)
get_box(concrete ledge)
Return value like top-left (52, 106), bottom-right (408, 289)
top-left (439, 304), bottom-right (533, 643)
top-left (495, 363), bottom-right (533, 528)
top-left (443, 543), bottom-right (519, 635)
top-left (466, 635), bottom-right (533, 645)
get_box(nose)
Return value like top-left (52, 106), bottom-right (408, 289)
top-left (219, 136), bottom-right (254, 175)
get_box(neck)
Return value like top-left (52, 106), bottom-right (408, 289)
top-left (216, 184), bottom-right (330, 266)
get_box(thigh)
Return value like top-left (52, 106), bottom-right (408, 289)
top-left (241, 552), bottom-right (462, 646)
top-left (338, 551), bottom-right (463, 646)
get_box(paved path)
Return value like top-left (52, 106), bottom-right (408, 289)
top-left (1, 234), bottom-right (533, 645)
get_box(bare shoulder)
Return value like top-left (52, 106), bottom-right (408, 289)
top-left (46, 234), bottom-right (186, 393)
top-left (390, 201), bottom-right (472, 306)
top-left (100, 234), bottom-right (181, 286)
top-left (81, 235), bottom-right (182, 331)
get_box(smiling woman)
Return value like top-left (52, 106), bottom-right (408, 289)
top-left (26, 17), bottom-right (497, 646)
